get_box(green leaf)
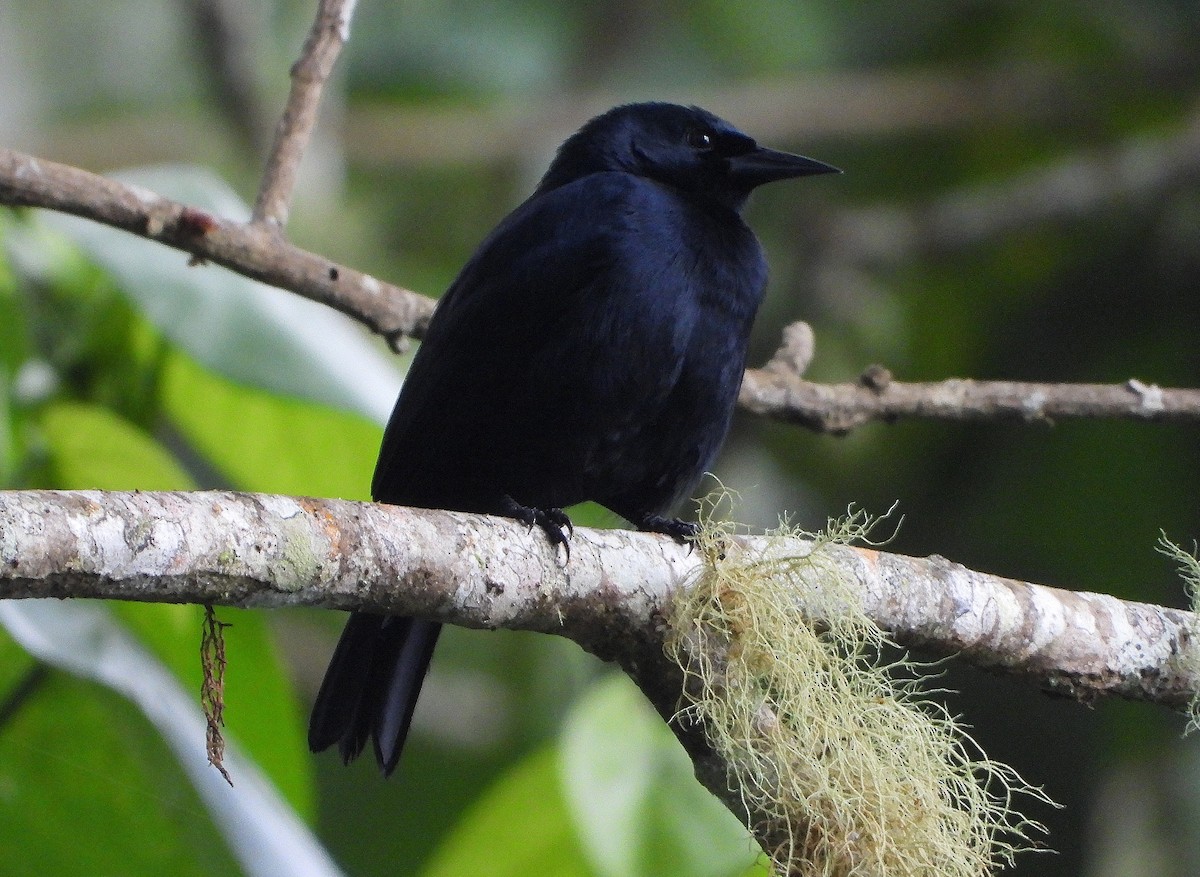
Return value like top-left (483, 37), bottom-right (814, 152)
top-left (559, 674), bottom-right (765, 877)
top-left (0, 638), bottom-right (237, 877)
top-left (39, 400), bottom-right (194, 490)
top-left (41, 166), bottom-right (402, 423)
top-left (160, 349), bottom-right (380, 499)
top-left (0, 217), bottom-right (31, 486)
top-left (0, 367), bottom-right (12, 487)
top-left (420, 745), bottom-right (595, 877)
top-left (37, 398), bottom-right (316, 819)
top-left (0, 604), bottom-right (343, 877)
top-left (0, 217), bottom-right (29, 376)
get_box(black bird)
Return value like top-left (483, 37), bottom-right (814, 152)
top-left (308, 102), bottom-right (838, 775)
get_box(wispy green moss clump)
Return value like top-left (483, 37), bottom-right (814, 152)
top-left (665, 501), bottom-right (1050, 876)
top-left (1156, 531), bottom-right (1200, 733)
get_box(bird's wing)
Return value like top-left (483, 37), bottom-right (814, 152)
top-left (371, 172), bottom-right (700, 512)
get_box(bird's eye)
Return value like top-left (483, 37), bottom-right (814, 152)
top-left (686, 127), bottom-right (714, 151)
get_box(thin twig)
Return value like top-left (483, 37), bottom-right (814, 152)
top-left (742, 332), bottom-right (1200, 433)
top-left (341, 64), bottom-right (1197, 168)
top-left (0, 663), bottom-right (51, 732)
top-left (179, 0), bottom-right (274, 158)
top-left (31, 61), bottom-right (1200, 171)
top-left (825, 101), bottom-right (1200, 266)
top-left (251, 0), bottom-right (357, 229)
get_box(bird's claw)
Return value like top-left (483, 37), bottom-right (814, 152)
top-left (636, 514), bottom-right (699, 544)
top-left (541, 507), bottom-right (575, 540)
top-left (500, 496), bottom-right (574, 558)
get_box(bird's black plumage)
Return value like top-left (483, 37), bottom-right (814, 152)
top-left (308, 102), bottom-right (838, 775)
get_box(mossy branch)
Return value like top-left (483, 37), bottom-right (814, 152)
top-left (1, 489), bottom-right (1195, 870)
top-left (1, 489), bottom-right (1193, 707)
top-left (666, 507), bottom-right (1055, 876)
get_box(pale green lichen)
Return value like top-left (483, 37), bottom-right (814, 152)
top-left (274, 519), bottom-right (322, 592)
top-left (665, 495), bottom-right (1051, 876)
top-left (1156, 531), bottom-right (1200, 733)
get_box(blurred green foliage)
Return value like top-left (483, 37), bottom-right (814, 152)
top-left (3, 0), bottom-right (1200, 875)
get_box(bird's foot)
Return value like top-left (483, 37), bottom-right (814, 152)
top-left (635, 514), bottom-right (699, 544)
top-left (500, 496), bottom-right (574, 557)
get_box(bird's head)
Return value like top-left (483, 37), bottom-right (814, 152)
top-left (536, 102), bottom-right (839, 210)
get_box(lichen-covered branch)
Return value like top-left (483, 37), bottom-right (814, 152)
top-left (2, 488), bottom-right (1192, 869)
top-left (0, 489), bottom-right (1193, 710)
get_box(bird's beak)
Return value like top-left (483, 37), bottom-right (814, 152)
top-left (729, 147), bottom-right (841, 187)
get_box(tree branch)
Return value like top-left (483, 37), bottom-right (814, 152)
top-left (739, 322), bottom-right (1200, 433)
top-left (3, 489), bottom-right (1194, 859)
top-left (252, 0), bottom-right (356, 228)
top-left (5, 150), bottom-right (1200, 429)
top-left (179, 0), bottom-right (276, 158)
top-left (746, 370), bottom-right (1200, 433)
top-left (341, 65), bottom-right (1197, 168)
top-left (34, 61), bottom-right (1200, 171)
top-left (1, 490), bottom-right (1192, 710)
top-left (825, 101), bottom-right (1200, 266)
top-left (0, 148), bottom-right (434, 342)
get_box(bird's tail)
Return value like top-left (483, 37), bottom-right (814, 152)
top-left (308, 612), bottom-right (442, 776)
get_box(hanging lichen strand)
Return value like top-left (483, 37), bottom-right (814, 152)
top-left (665, 503), bottom-right (1052, 877)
